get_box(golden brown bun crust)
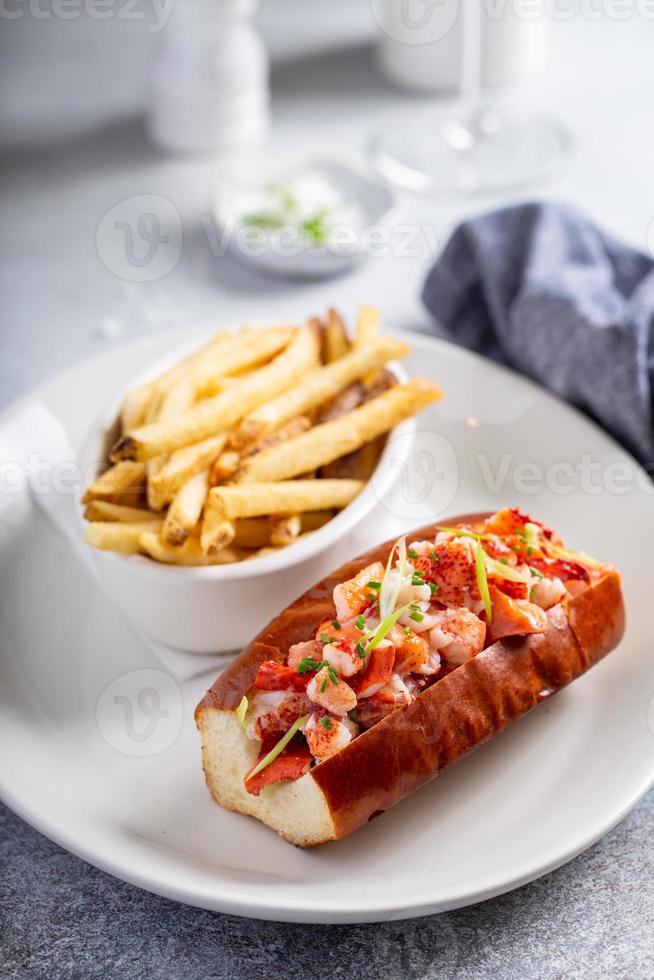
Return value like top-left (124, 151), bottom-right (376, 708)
top-left (196, 513), bottom-right (625, 841)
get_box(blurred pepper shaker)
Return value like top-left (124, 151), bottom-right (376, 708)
top-left (148, 0), bottom-right (269, 153)
top-left (374, 0), bottom-right (548, 93)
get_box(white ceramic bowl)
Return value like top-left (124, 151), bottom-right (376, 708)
top-left (211, 154), bottom-right (397, 280)
top-left (78, 332), bottom-right (416, 654)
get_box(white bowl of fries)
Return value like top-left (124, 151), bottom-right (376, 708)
top-left (79, 308), bottom-right (442, 653)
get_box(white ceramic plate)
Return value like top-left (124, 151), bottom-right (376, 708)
top-left (1, 329), bottom-right (653, 923)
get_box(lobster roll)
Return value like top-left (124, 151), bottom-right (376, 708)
top-left (195, 508), bottom-right (625, 847)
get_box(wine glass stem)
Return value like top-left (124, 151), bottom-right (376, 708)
top-left (459, 0), bottom-right (484, 134)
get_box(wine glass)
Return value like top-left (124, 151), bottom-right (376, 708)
top-left (370, 0), bottom-right (572, 194)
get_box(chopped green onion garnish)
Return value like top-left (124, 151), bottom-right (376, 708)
top-left (404, 626), bottom-right (412, 635)
top-left (247, 714), bottom-right (310, 780)
top-left (368, 580), bottom-right (382, 590)
top-left (430, 551), bottom-right (439, 562)
top-left (320, 632), bottom-right (332, 644)
top-left (428, 582), bottom-right (439, 595)
top-left (436, 525), bottom-right (493, 542)
top-left (407, 548), bottom-right (419, 559)
top-left (529, 566), bottom-right (543, 579)
top-left (476, 539), bottom-right (493, 624)
top-left (499, 558), bottom-right (508, 565)
top-left (331, 620), bottom-right (341, 630)
top-left (410, 608), bottom-right (424, 623)
top-left (524, 522), bottom-right (541, 546)
top-left (379, 535), bottom-right (406, 620)
top-left (549, 544), bottom-right (602, 568)
top-left (242, 213), bottom-right (284, 231)
top-left (486, 557), bottom-right (530, 583)
top-left (297, 657), bottom-right (329, 674)
top-left (355, 615), bottom-right (366, 630)
top-left (320, 678), bottom-right (328, 692)
top-left (411, 572), bottom-right (425, 586)
top-left (529, 587), bottom-right (536, 601)
top-left (235, 695), bottom-right (248, 729)
top-left (355, 641), bottom-right (365, 658)
top-left (320, 716), bottom-right (333, 730)
top-left (364, 604), bottom-right (410, 653)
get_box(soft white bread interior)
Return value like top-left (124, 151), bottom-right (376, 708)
top-left (197, 707), bottom-right (337, 847)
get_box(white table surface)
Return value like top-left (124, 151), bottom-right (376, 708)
top-left (1, 11), bottom-right (654, 979)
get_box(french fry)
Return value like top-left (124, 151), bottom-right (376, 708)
top-left (300, 510), bottom-right (335, 534)
top-left (120, 330), bottom-right (230, 430)
top-left (119, 488), bottom-right (147, 508)
top-left (196, 374), bottom-right (241, 399)
top-left (206, 479), bottom-right (363, 521)
top-left (84, 520), bottom-right (163, 554)
top-left (112, 325), bottom-right (319, 461)
top-left (139, 532), bottom-right (247, 566)
top-left (200, 509), bottom-right (237, 555)
top-left (322, 308), bottom-right (350, 363)
top-left (230, 517), bottom-right (273, 549)
top-left (241, 416), bottom-right (312, 456)
top-left (146, 374), bottom-right (198, 510)
top-left (83, 501), bottom-right (160, 523)
top-left (182, 327), bottom-right (297, 395)
top-left (120, 386), bottom-right (155, 434)
top-left (162, 469), bottom-right (210, 546)
top-left (234, 337), bottom-right (409, 447)
top-left (81, 461), bottom-right (146, 504)
top-left (354, 305), bottom-right (380, 348)
top-left (211, 450), bottom-right (241, 485)
top-left (316, 382), bottom-right (365, 423)
top-left (119, 326), bottom-right (294, 430)
top-left (236, 379), bottom-right (442, 484)
top-left (320, 436), bottom-right (386, 481)
top-left (268, 514), bottom-right (302, 547)
top-left (149, 433), bottom-right (227, 507)
top-left (355, 305), bottom-right (382, 384)
top-left (230, 510), bottom-right (334, 549)
top-left (201, 486), bottom-right (341, 555)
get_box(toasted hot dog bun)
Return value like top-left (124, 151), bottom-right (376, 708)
top-left (195, 513), bottom-right (625, 847)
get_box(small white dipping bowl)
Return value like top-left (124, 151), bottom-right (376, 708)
top-left (78, 335), bottom-right (416, 655)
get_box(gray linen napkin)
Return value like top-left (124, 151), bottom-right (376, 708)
top-left (422, 202), bottom-right (654, 472)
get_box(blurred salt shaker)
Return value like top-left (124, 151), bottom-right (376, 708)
top-left (148, 0), bottom-right (269, 153)
top-left (374, 0), bottom-right (549, 92)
